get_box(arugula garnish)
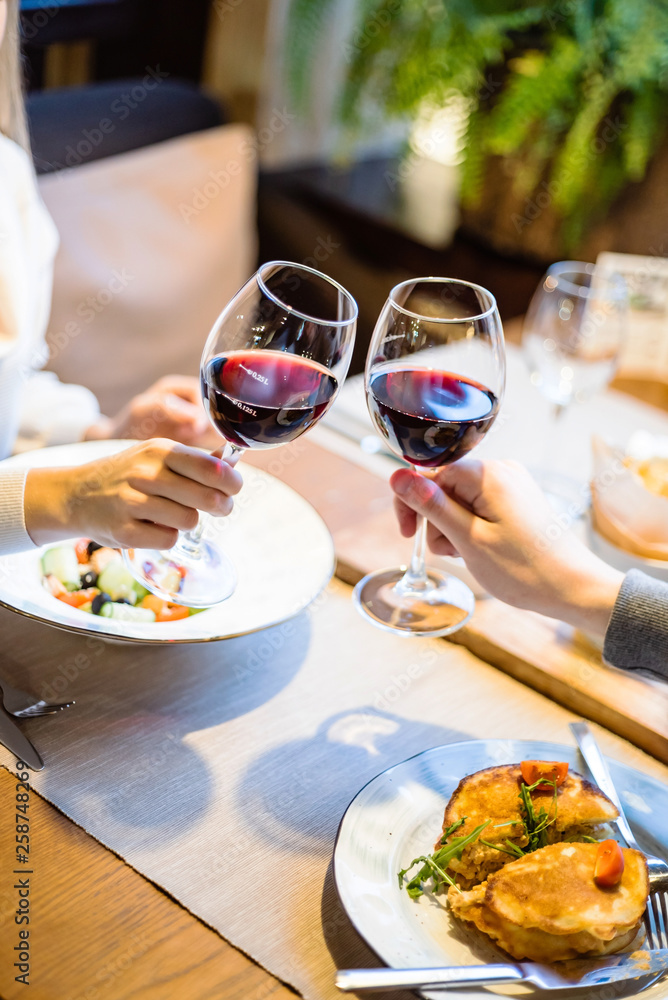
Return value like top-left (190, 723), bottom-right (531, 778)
top-left (398, 776), bottom-right (562, 899)
top-left (398, 819), bottom-right (491, 898)
top-left (479, 838), bottom-right (525, 858)
top-left (519, 777), bottom-right (559, 852)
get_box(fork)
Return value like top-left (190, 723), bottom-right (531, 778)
top-left (569, 722), bottom-right (668, 889)
top-left (569, 720), bottom-right (668, 952)
top-left (0, 678), bottom-right (74, 718)
top-left (337, 945), bottom-right (668, 992)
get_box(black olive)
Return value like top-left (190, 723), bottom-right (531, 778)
top-left (80, 570), bottom-right (98, 588)
top-left (87, 541), bottom-right (103, 558)
top-left (91, 592), bottom-right (111, 614)
top-left (115, 598), bottom-right (132, 605)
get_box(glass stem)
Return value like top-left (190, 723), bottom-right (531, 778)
top-left (179, 517), bottom-right (205, 555)
top-left (395, 513), bottom-right (430, 596)
top-left (541, 401), bottom-right (568, 473)
top-left (170, 443), bottom-right (244, 558)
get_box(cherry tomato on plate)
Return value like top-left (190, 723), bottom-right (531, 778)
top-left (520, 760), bottom-right (569, 788)
top-left (57, 588), bottom-right (100, 608)
top-left (75, 538), bottom-right (91, 564)
top-left (594, 839), bottom-right (625, 887)
top-left (141, 594), bottom-right (167, 616)
top-left (156, 604), bottom-right (190, 623)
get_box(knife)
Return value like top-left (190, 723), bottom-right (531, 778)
top-left (0, 704), bottom-right (44, 770)
top-left (336, 949), bottom-right (668, 992)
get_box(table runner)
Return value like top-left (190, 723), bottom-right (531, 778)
top-left (1, 580), bottom-right (667, 1000)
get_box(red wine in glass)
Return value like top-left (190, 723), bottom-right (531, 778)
top-left (123, 260), bottom-right (357, 610)
top-left (353, 275), bottom-right (505, 638)
top-left (202, 349), bottom-right (339, 449)
top-left (368, 367), bottom-right (498, 467)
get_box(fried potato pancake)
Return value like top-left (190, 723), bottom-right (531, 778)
top-left (437, 764), bottom-right (618, 887)
top-left (448, 842), bottom-right (649, 962)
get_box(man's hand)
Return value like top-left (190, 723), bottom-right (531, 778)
top-left (391, 459), bottom-right (623, 636)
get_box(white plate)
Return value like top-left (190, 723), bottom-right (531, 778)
top-left (0, 440), bottom-right (334, 643)
top-left (586, 514), bottom-right (668, 584)
top-left (333, 738), bottom-right (668, 1000)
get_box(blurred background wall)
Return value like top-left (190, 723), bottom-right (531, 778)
top-left (21, 0), bottom-right (668, 379)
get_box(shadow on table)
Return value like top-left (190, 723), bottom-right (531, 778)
top-left (321, 859), bottom-right (416, 1000)
top-left (235, 708), bottom-right (469, 854)
top-left (4, 609), bottom-right (312, 850)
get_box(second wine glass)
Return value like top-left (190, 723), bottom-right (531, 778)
top-left (522, 260), bottom-right (627, 506)
top-left (125, 261), bottom-right (357, 607)
top-left (353, 277), bottom-right (505, 637)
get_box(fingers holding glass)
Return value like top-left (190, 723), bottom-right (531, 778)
top-left (354, 277), bottom-right (505, 637)
top-left (123, 262), bottom-right (357, 607)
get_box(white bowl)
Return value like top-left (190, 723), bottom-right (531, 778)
top-left (587, 514), bottom-right (668, 583)
top-left (0, 441), bottom-right (335, 643)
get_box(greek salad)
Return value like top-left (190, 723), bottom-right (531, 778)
top-left (40, 540), bottom-right (202, 623)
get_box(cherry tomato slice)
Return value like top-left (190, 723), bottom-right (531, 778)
top-left (520, 760), bottom-right (569, 787)
top-left (594, 839), bottom-right (625, 887)
top-left (75, 538), bottom-right (91, 564)
top-left (141, 594), bottom-right (167, 615)
top-left (156, 604), bottom-right (190, 623)
top-left (57, 588), bottom-right (99, 608)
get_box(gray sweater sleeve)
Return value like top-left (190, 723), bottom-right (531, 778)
top-left (603, 569), bottom-right (668, 677)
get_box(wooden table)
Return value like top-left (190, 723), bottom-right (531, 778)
top-left (1, 439), bottom-right (667, 1000)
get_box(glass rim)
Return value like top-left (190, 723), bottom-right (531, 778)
top-left (387, 276), bottom-right (498, 324)
top-left (257, 260), bottom-right (358, 327)
top-left (545, 260), bottom-right (627, 300)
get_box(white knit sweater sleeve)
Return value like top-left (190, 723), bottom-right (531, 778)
top-left (0, 134), bottom-right (100, 553)
top-left (0, 469), bottom-right (33, 554)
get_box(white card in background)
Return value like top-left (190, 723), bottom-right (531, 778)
top-left (596, 250), bottom-right (668, 381)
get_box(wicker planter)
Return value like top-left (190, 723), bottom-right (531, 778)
top-left (460, 141), bottom-right (668, 264)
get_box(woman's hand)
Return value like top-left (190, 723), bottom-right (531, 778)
top-left (24, 439), bottom-right (242, 550)
top-left (391, 459), bottom-right (623, 636)
top-left (84, 375), bottom-right (220, 449)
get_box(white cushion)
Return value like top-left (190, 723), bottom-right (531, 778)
top-left (39, 124), bottom-right (257, 416)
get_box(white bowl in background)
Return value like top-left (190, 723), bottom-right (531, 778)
top-left (587, 515), bottom-right (668, 584)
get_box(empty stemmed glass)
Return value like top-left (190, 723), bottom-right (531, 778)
top-left (523, 260), bottom-right (627, 505)
top-left (353, 277), bottom-right (505, 637)
top-left (124, 261), bottom-right (358, 606)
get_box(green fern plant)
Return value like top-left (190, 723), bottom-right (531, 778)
top-left (286, 0), bottom-right (668, 248)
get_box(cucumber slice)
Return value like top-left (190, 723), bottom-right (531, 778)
top-left (99, 602), bottom-right (156, 623)
top-left (97, 562), bottom-right (138, 602)
top-left (132, 581), bottom-right (150, 601)
top-left (41, 545), bottom-right (80, 592)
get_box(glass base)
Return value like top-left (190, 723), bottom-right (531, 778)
top-left (124, 539), bottom-right (237, 608)
top-left (352, 566), bottom-right (475, 638)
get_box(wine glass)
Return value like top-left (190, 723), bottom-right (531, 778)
top-left (523, 260), bottom-right (627, 504)
top-left (124, 261), bottom-right (357, 607)
top-left (353, 276), bottom-right (505, 638)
